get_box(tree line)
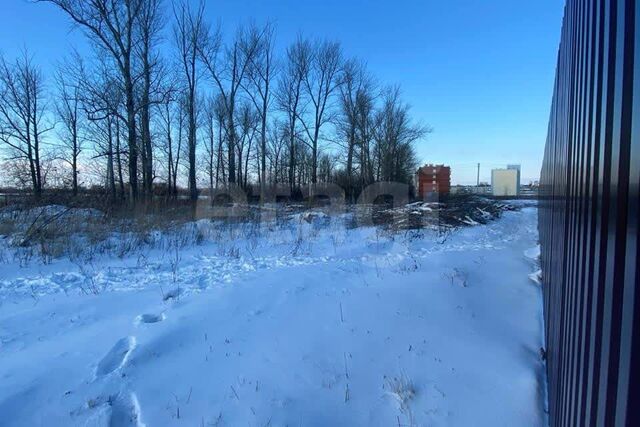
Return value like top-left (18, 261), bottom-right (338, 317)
top-left (0, 0), bottom-right (429, 203)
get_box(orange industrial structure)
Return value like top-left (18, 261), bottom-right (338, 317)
top-left (415, 164), bottom-right (451, 199)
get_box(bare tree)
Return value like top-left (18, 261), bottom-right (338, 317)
top-left (54, 58), bottom-right (86, 196)
top-left (173, 0), bottom-right (205, 201)
top-left (300, 39), bottom-right (343, 185)
top-left (277, 36), bottom-right (311, 192)
top-left (213, 94), bottom-right (227, 189)
top-left (338, 58), bottom-right (376, 198)
top-left (199, 24), bottom-right (262, 187)
top-left (22, 1), bottom-right (428, 199)
top-left (172, 96), bottom-right (186, 198)
top-left (203, 96), bottom-right (216, 197)
top-left (267, 119), bottom-right (287, 184)
top-left (0, 52), bottom-right (51, 198)
top-left (372, 86), bottom-right (428, 182)
top-left (236, 102), bottom-right (258, 187)
top-left (243, 23), bottom-right (276, 193)
top-left (73, 52), bottom-right (126, 200)
top-left (317, 152), bottom-right (337, 182)
top-left (136, 0), bottom-right (164, 197)
top-left (40, 0), bottom-right (144, 201)
top-left (157, 92), bottom-right (182, 199)
top-left (355, 81), bottom-right (377, 187)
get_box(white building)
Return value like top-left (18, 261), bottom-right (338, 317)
top-left (507, 164), bottom-right (521, 189)
top-left (491, 168), bottom-right (519, 196)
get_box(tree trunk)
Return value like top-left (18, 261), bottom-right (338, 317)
top-left (116, 119), bottom-right (125, 200)
top-left (107, 117), bottom-right (117, 200)
top-left (26, 129), bottom-right (38, 199)
top-left (209, 120), bottom-right (214, 199)
top-left (346, 129), bottom-right (355, 201)
top-left (227, 108), bottom-right (236, 185)
top-left (125, 60), bottom-right (138, 202)
top-left (72, 117), bottom-right (78, 196)
top-left (311, 127), bottom-right (319, 184)
top-left (260, 86), bottom-right (268, 195)
top-left (32, 96), bottom-right (42, 197)
top-left (72, 153), bottom-right (78, 196)
top-left (188, 93), bottom-right (197, 201)
top-left (141, 52), bottom-right (153, 198)
top-left (166, 108), bottom-right (173, 200)
top-left (215, 119), bottom-right (224, 188)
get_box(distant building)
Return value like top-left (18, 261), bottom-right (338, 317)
top-left (507, 164), bottom-right (521, 189)
top-left (491, 168), bottom-right (519, 196)
top-left (415, 164), bottom-right (451, 199)
top-left (450, 185), bottom-right (491, 195)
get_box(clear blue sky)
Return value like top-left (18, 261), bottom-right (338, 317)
top-left (0, 0), bottom-right (565, 184)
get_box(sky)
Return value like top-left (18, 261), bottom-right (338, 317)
top-left (0, 0), bottom-right (565, 185)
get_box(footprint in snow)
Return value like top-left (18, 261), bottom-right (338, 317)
top-left (109, 391), bottom-right (145, 427)
top-left (163, 288), bottom-right (182, 301)
top-left (135, 313), bottom-right (165, 325)
top-left (95, 336), bottom-right (136, 378)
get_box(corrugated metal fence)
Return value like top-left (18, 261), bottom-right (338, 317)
top-left (539, 0), bottom-right (638, 425)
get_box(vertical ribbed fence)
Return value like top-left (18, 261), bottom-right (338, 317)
top-left (539, 0), bottom-right (638, 425)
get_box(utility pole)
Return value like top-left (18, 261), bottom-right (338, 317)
top-left (477, 163), bottom-right (480, 186)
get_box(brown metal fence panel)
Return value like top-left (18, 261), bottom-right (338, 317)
top-left (539, 0), bottom-right (638, 425)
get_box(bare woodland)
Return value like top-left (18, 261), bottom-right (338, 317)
top-left (0, 0), bottom-right (429, 204)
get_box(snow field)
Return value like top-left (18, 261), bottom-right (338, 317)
top-left (0, 206), bottom-right (546, 426)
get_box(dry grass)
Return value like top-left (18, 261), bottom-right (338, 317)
top-left (384, 375), bottom-right (416, 410)
top-left (0, 218), bottom-right (16, 236)
top-left (384, 374), bottom-right (417, 426)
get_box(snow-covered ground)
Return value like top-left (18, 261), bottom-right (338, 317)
top-left (0, 205), bottom-right (545, 426)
